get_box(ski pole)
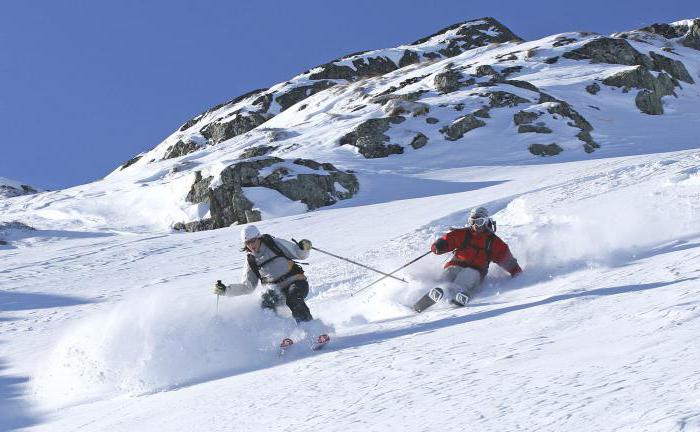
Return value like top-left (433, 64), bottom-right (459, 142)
top-left (293, 239), bottom-right (407, 283)
top-left (351, 251), bottom-right (431, 297)
top-left (216, 280), bottom-right (221, 314)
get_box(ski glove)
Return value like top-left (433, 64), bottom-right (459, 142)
top-left (213, 280), bottom-right (227, 295)
top-left (431, 238), bottom-right (449, 254)
top-left (298, 239), bottom-right (312, 251)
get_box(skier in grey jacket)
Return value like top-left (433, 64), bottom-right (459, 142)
top-left (213, 224), bottom-right (314, 322)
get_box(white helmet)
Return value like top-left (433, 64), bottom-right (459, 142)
top-left (467, 207), bottom-right (490, 228)
top-left (241, 224), bottom-right (261, 244)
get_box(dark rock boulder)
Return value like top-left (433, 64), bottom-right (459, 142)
top-left (529, 143), bottom-right (563, 156)
top-left (410, 133), bottom-right (429, 149)
top-left (183, 157), bottom-right (359, 230)
top-left (399, 50), bottom-right (420, 67)
top-left (648, 51), bottom-right (695, 83)
top-left (563, 37), bottom-right (652, 68)
top-left (513, 110), bottom-right (540, 125)
top-left (472, 107), bottom-right (491, 118)
top-left (635, 90), bottom-right (664, 115)
top-left (239, 145), bottom-right (277, 159)
top-left (200, 111), bottom-right (271, 144)
top-left (0, 184), bottom-right (38, 199)
top-left (440, 114), bottom-right (486, 141)
top-left (119, 154), bottom-right (143, 171)
top-left (163, 139), bottom-right (203, 160)
top-left (308, 63), bottom-right (357, 80)
top-left (518, 124), bottom-right (552, 134)
top-left (426, 117), bottom-right (440, 124)
top-left (339, 117), bottom-right (406, 158)
top-left (434, 69), bottom-right (467, 93)
top-left (410, 17), bottom-right (524, 55)
top-left (641, 19), bottom-right (700, 51)
top-left (586, 83), bottom-right (601, 95)
top-left (487, 91), bottom-right (530, 108)
top-left (275, 81), bottom-right (337, 111)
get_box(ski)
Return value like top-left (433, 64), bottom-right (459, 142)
top-left (278, 337), bottom-right (294, 356)
top-left (311, 334), bottom-right (330, 351)
top-left (412, 287), bottom-right (444, 313)
top-left (450, 291), bottom-right (471, 307)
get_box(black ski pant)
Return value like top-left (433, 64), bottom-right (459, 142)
top-left (261, 280), bottom-right (313, 323)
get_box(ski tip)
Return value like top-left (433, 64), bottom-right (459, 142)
top-left (280, 338), bottom-right (294, 348)
top-left (311, 334), bottom-right (330, 350)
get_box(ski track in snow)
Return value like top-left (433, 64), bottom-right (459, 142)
top-left (1, 149), bottom-right (699, 431)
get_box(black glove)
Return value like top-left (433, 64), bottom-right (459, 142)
top-left (213, 280), bottom-right (227, 295)
top-left (298, 239), bottom-right (312, 251)
top-left (431, 239), bottom-right (449, 254)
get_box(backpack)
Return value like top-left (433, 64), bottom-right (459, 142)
top-left (247, 234), bottom-right (304, 284)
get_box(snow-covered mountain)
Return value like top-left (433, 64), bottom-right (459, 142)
top-left (2, 17), bottom-right (699, 234)
top-left (0, 177), bottom-right (38, 199)
top-left (1, 17), bottom-right (700, 432)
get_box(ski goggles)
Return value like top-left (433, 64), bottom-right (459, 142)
top-left (469, 216), bottom-right (489, 227)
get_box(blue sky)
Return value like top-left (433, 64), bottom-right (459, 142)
top-left (1, 0), bottom-right (697, 189)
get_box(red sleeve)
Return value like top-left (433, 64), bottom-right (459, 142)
top-left (491, 237), bottom-right (522, 276)
top-left (431, 230), bottom-right (464, 254)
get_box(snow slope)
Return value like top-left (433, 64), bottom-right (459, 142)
top-left (2, 149), bottom-right (700, 431)
top-left (2, 17), bottom-right (700, 432)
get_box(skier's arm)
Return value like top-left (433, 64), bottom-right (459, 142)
top-left (431, 230), bottom-right (461, 254)
top-left (275, 238), bottom-right (310, 260)
top-left (220, 258), bottom-right (258, 297)
top-left (491, 238), bottom-right (522, 277)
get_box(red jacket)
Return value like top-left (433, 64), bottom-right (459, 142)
top-left (431, 228), bottom-right (522, 279)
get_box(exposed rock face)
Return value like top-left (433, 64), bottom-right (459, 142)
top-left (586, 83), bottom-right (601, 95)
top-left (539, 93), bottom-right (599, 152)
top-left (0, 184), bottom-right (38, 199)
top-left (163, 139), bottom-right (203, 160)
top-left (639, 19), bottom-right (700, 50)
top-left (410, 133), bottom-right (429, 149)
top-left (518, 124), bottom-right (552, 134)
top-left (648, 52), bottom-right (695, 83)
top-left (440, 114), bottom-right (486, 141)
top-left (409, 17), bottom-right (523, 57)
top-left (513, 110), bottom-right (540, 125)
top-left (0, 221), bottom-right (36, 245)
top-left (182, 158), bottom-right (359, 231)
top-left (339, 117), bottom-right (406, 158)
top-left (563, 38), bottom-right (653, 67)
top-left (602, 67), bottom-right (676, 114)
top-left (487, 91), bottom-right (530, 108)
top-left (119, 154), bottom-right (143, 171)
top-left (200, 112), bottom-right (271, 144)
top-left (434, 69), bottom-right (466, 93)
top-left (529, 143), bottom-right (563, 156)
top-left (275, 81), bottom-right (337, 111)
top-left (239, 145), bottom-right (277, 159)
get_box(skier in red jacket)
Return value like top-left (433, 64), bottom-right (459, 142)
top-left (430, 207), bottom-right (522, 305)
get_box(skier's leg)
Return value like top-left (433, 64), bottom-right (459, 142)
top-left (261, 289), bottom-right (282, 310)
top-left (440, 266), bottom-right (464, 298)
top-left (283, 280), bottom-right (313, 323)
top-left (452, 267), bottom-right (481, 296)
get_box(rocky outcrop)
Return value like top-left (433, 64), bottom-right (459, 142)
top-left (487, 91), bottom-right (530, 108)
top-left (339, 117), bottom-right (406, 158)
top-left (275, 81), bottom-right (337, 111)
top-left (0, 184), bottom-right (38, 199)
top-left (181, 158), bottom-right (359, 231)
top-left (513, 110), bottom-right (541, 125)
top-left (410, 133), bottom-right (429, 149)
top-left (639, 19), bottom-right (700, 51)
top-left (163, 139), bottom-right (204, 160)
top-left (602, 66), bottom-right (676, 114)
top-left (409, 17), bottom-right (523, 57)
top-left (119, 154), bottom-right (143, 171)
top-left (200, 111), bottom-right (271, 144)
top-left (586, 83), bottom-right (601, 95)
top-left (434, 69), bottom-right (468, 93)
top-left (239, 145), bottom-right (277, 159)
top-left (0, 221), bottom-right (36, 245)
top-left (563, 38), bottom-right (653, 66)
top-left (539, 93), bottom-right (599, 152)
top-left (518, 124), bottom-right (552, 134)
top-left (440, 114), bottom-right (486, 141)
top-left (529, 143), bottom-right (563, 156)
top-left (648, 52), bottom-right (695, 83)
